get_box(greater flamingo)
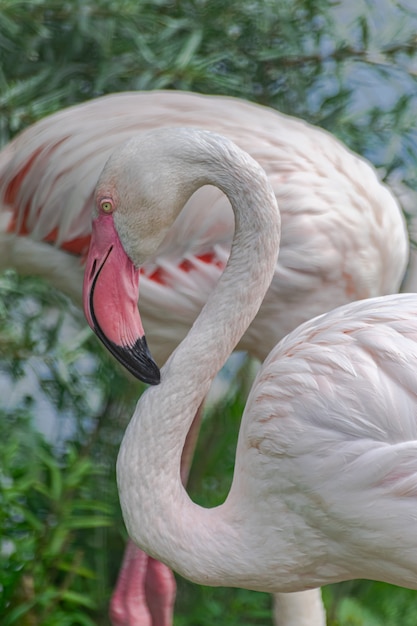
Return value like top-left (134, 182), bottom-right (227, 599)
top-left (0, 90), bottom-right (408, 626)
top-left (83, 128), bottom-right (417, 601)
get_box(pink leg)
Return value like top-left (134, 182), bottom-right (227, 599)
top-left (144, 557), bottom-right (176, 626)
top-left (110, 405), bottom-right (204, 626)
top-left (109, 539), bottom-right (152, 626)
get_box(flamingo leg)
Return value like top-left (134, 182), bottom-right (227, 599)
top-left (109, 539), bottom-right (152, 626)
top-left (144, 557), bottom-right (176, 626)
top-left (109, 405), bottom-right (205, 626)
top-left (273, 590), bottom-right (326, 626)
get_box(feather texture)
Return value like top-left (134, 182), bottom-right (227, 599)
top-left (0, 90), bottom-right (408, 365)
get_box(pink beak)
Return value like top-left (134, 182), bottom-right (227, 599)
top-left (82, 212), bottom-right (160, 385)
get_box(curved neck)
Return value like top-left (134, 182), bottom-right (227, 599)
top-left (117, 132), bottom-right (281, 585)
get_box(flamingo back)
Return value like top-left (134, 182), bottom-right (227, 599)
top-left (0, 91), bottom-right (409, 363)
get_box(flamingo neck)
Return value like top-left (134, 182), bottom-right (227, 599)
top-left (117, 131), bottom-right (281, 585)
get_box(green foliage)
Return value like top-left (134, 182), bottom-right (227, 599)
top-left (0, 0), bottom-right (335, 136)
top-left (0, 409), bottom-right (113, 626)
top-left (323, 581), bottom-right (417, 626)
top-left (1, 0), bottom-right (417, 624)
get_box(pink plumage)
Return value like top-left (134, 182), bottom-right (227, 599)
top-left (0, 91), bottom-right (407, 368)
top-left (0, 91), bottom-right (409, 626)
top-left (79, 128), bottom-right (417, 605)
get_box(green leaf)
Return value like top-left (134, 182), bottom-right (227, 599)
top-left (64, 515), bottom-right (112, 529)
top-left (2, 599), bottom-right (38, 626)
top-left (57, 560), bottom-right (95, 579)
top-left (61, 590), bottom-right (97, 609)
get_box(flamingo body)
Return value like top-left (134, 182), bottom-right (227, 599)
top-left (0, 93), bottom-right (410, 626)
top-left (237, 294), bottom-right (417, 590)
top-left (135, 292), bottom-right (417, 591)
top-left (80, 128), bottom-right (417, 594)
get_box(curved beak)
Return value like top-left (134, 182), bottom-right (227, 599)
top-left (82, 213), bottom-right (160, 385)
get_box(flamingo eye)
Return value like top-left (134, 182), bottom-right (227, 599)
top-left (100, 199), bottom-right (114, 213)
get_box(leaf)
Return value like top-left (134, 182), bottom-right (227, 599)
top-left (57, 560), bottom-right (95, 579)
top-left (35, 449), bottom-right (63, 502)
top-left (45, 526), bottom-right (70, 557)
top-left (175, 29), bottom-right (203, 69)
top-left (2, 599), bottom-right (38, 626)
top-left (64, 515), bottom-right (112, 530)
top-left (60, 590), bottom-right (96, 609)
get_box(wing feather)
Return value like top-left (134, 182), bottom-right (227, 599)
top-left (0, 91), bottom-right (409, 362)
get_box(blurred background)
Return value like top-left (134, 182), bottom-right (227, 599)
top-left (1, 1), bottom-right (417, 624)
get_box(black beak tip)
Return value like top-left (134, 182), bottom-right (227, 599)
top-left (140, 359), bottom-right (161, 385)
top-left (94, 329), bottom-right (161, 385)
top-left (127, 335), bottom-right (160, 385)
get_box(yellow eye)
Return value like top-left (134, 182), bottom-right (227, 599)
top-left (100, 200), bottom-right (113, 213)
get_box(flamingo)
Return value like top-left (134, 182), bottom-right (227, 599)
top-left (0, 90), bottom-right (408, 626)
top-left (83, 128), bottom-right (417, 604)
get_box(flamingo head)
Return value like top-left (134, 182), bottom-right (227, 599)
top-left (81, 132), bottom-right (185, 385)
top-left (82, 129), bottom-right (220, 384)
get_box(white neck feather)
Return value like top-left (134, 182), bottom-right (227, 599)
top-left (116, 129), bottom-right (281, 587)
